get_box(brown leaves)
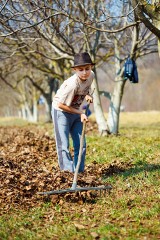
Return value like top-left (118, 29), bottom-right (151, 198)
top-left (74, 222), bottom-right (86, 230)
top-left (0, 125), bottom-right (113, 213)
top-left (73, 222), bottom-right (100, 239)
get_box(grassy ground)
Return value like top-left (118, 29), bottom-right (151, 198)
top-left (0, 112), bottom-right (160, 240)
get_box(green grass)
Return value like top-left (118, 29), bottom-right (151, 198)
top-left (0, 112), bottom-right (160, 240)
top-left (0, 117), bottom-right (29, 126)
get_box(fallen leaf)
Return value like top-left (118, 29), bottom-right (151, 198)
top-left (90, 232), bottom-right (100, 239)
top-left (74, 222), bottom-right (86, 230)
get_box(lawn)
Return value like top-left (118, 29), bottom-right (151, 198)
top-left (0, 112), bottom-right (160, 240)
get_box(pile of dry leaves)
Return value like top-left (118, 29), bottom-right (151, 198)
top-left (0, 124), bottom-right (127, 213)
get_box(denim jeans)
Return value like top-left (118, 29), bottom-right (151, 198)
top-left (51, 108), bottom-right (86, 172)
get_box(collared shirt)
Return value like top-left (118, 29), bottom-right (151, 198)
top-left (52, 71), bottom-right (94, 110)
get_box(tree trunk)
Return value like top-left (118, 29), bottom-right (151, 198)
top-left (154, 20), bottom-right (160, 57)
top-left (44, 96), bottom-right (52, 122)
top-left (107, 38), bottom-right (126, 135)
top-left (44, 77), bottom-right (59, 122)
top-left (92, 68), bottom-right (108, 135)
top-left (32, 97), bottom-right (38, 122)
top-left (21, 104), bottom-right (27, 120)
top-left (32, 87), bottom-right (38, 122)
top-left (24, 101), bottom-right (34, 121)
top-left (107, 78), bottom-right (126, 134)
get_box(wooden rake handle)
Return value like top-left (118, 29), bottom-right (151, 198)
top-left (71, 101), bottom-right (91, 190)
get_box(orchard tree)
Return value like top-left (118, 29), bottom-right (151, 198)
top-left (0, 58), bottom-right (40, 121)
top-left (0, 0), bottom-right (158, 133)
top-left (71, 1), bottom-right (157, 134)
top-left (0, 0), bottom-right (138, 132)
top-left (131, 0), bottom-right (160, 56)
top-left (0, 53), bottom-right (61, 122)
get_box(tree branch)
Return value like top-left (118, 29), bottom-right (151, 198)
top-left (132, 0), bottom-right (160, 38)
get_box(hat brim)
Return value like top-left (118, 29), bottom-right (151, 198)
top-left (71, 63), bottom-right (95, 68)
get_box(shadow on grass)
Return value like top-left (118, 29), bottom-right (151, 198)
top-left (102, 163), bottom-right (160, 179)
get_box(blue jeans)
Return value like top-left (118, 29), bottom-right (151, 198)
top-left (51, 108), bottom-right (86, 172)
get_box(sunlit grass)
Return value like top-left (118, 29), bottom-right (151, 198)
top-left (0, 117), bottom-right (30, 126)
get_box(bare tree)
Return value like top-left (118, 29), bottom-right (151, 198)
top-left (131, 0), bottom-right (160, 56)
top-left (0, 0), bottom-right (158, 134)
top-left (97, 2), bottom-right (157, 134)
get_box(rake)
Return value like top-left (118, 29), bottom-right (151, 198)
top-left (38, 102), bottom-right (112, 196)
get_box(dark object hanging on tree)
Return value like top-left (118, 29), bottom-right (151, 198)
top-left (124, 57), bottom-right (139, 83)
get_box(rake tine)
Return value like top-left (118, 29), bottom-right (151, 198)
top-left (105, 189), bottom-right (107, 196)
top-left (102, 189), bottom-right (105, 197)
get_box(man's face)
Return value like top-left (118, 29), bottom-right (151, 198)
top-left (74, 64), bottom-right (92, 81)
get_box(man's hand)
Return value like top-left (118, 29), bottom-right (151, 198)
top-left (80, 113), bottom-right (88, 122)
top-left (85, 94), bottom-right (93, 103)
